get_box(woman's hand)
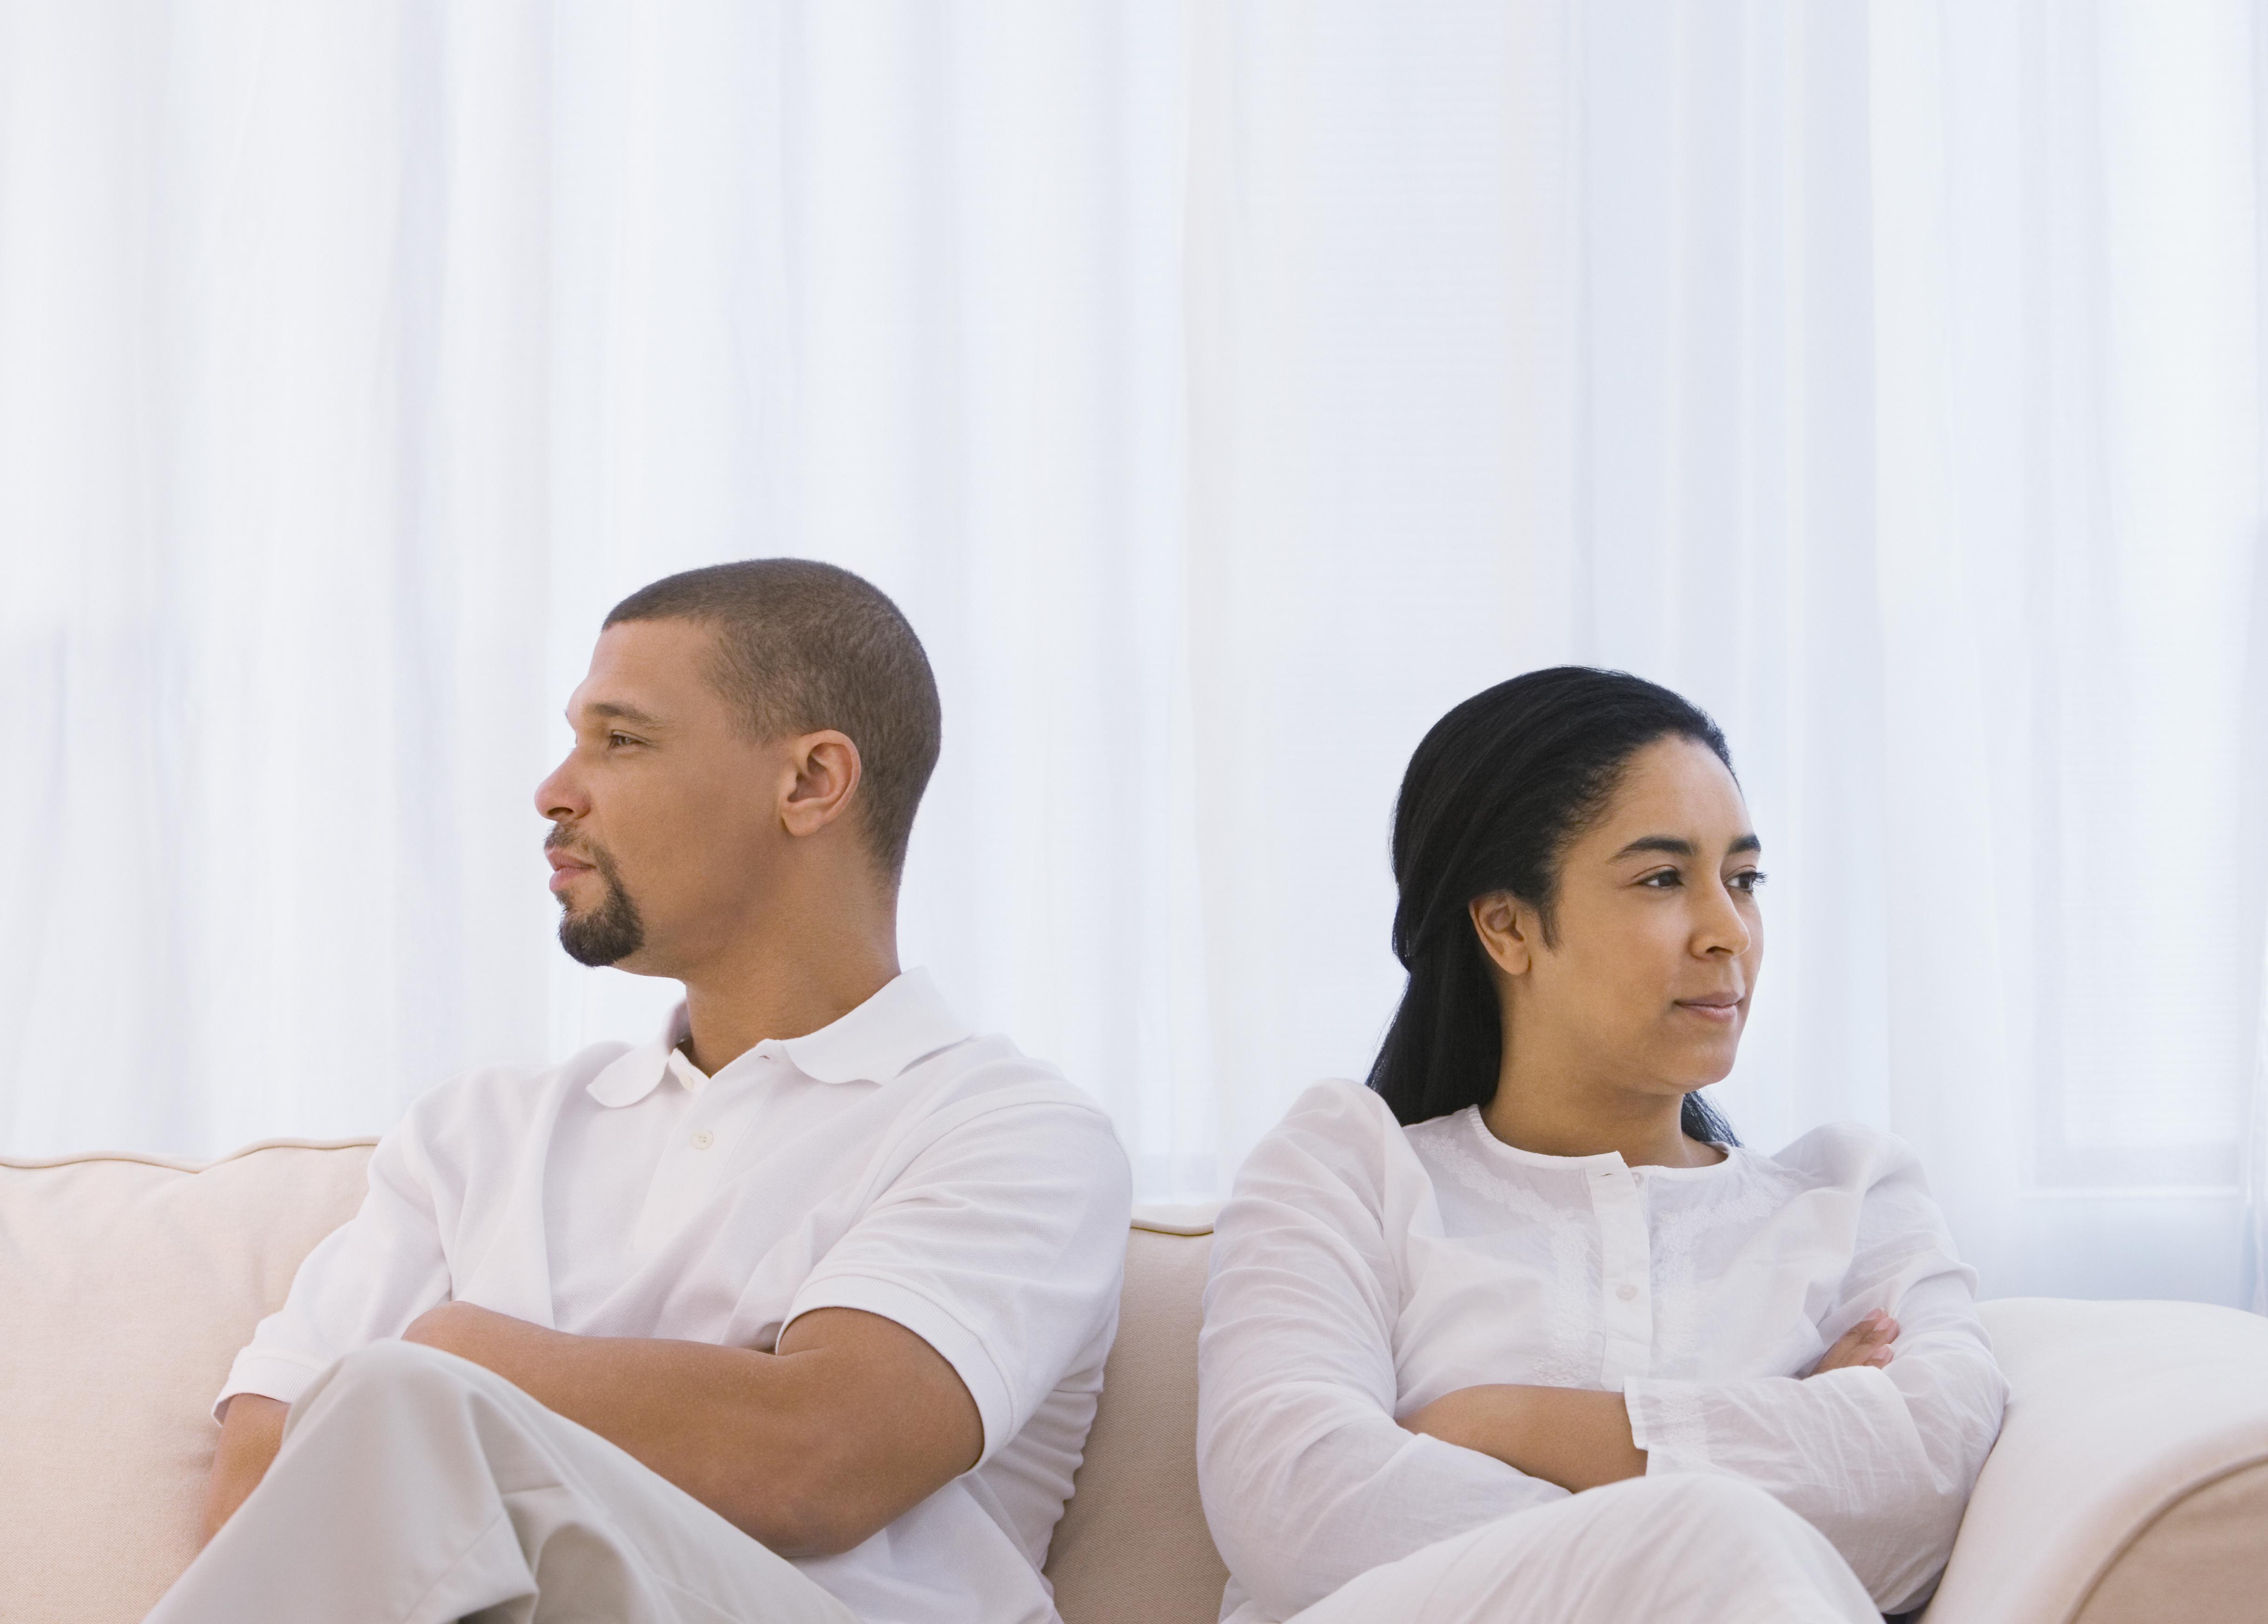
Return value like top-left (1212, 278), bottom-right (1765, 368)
top-left (1809, 1308), bottom-right (1899, 1375)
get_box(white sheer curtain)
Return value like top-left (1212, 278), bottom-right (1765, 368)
top-left (5, 1), bottom-right (2263, 1308)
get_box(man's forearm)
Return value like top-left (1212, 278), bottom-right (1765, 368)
top-left (1403, 1384), bottom-right (1648, 1491)
top-left (201, 1394), bottom-right (289, 1545)
top-left (401, 1300), bottom-right (980, 1556)
top-left (400, 1303), bottom-right (842, 1549)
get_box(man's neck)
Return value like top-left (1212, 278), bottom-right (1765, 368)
top-left (675, 925), bottom-right (902, 1077)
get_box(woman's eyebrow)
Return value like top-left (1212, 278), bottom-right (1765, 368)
top-left (1611, 833), bottom-right (1764, 859)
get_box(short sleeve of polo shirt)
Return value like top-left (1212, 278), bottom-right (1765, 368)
top-left (215, 1118), bottom-right (453, 1418)
top-left (784, 1090), bottom-right (1131, 1464)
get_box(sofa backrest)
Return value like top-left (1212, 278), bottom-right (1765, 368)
top-left (1043, 1210), bottom-right (1230, 1623)
top-left (0, 1141), bottom-right (1228, 1624)
top-left (0, 1139), bottom-right (379, 1624)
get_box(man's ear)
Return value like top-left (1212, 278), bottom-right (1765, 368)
top-left (1468, 891), bottom-right (1537, 977)
top-left (779, 730), bottom-right (862, 839)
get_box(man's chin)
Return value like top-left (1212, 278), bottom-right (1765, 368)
top-left (556, 911), bottom-right (646, 969)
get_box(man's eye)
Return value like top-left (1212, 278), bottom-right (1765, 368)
top-left (607, 732), bottom-right (637, 748)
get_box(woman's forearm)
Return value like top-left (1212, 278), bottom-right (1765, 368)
top-left (1410, 1317), bottom-right (1891, 1496)
top-left (1402, 1384), bottom-right (1648, 1491)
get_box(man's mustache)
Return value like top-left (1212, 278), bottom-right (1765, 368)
top-left (545, 825), bottom-right (617, 875)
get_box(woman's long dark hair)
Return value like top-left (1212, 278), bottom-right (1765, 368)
top-left (1367, 667), bottom-right (1740, 1145)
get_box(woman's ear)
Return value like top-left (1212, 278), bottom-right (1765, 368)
top-left (1468, 891), bottom-right (1536, 977)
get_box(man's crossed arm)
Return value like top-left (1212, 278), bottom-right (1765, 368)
top-left (201, 1306), bottom-right (983, 1558)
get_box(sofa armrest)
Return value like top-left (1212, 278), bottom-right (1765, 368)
top-left (1922, 1298), bottom-right (2268, 1624)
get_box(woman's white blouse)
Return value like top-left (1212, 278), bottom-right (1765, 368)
top-left (1196, 1080), bottom-right (2009, 1622)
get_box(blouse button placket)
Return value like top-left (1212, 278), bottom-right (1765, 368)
top-left (1586, 1159), bottom-right (1654, 1388)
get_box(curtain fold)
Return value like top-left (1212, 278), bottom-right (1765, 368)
top-left (4, 0), bottom-right (2263, 1306)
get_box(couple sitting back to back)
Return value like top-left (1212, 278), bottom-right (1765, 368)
top-left (154, 560), bottom-right (2006, 1624)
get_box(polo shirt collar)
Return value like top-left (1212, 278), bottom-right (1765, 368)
top-left (584, 968), bottom-right (971, 1109)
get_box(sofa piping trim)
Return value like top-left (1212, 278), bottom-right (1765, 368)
top-left (0, 1136), bottom-right (382, 1173)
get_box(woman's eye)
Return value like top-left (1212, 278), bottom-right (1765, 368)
top-left (1730, 870), bottom-right (1768, 893)
top-left (1640, 869), bottom-right (1682, 888)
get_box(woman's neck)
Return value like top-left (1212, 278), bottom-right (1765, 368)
top-left (1481, 1067), bottom-right (1722, 1168)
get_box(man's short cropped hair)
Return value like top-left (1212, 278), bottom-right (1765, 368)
top-left (603, 559), bottom-right (941, 879)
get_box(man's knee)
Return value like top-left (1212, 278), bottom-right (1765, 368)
top-left (307, 1336), bottom-right (487, 1417)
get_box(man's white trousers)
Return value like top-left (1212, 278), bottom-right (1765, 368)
top-left (146, 1340), bottom-right (858, 1624)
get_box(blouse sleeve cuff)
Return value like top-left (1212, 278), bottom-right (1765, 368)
top-left (1623, 1376), bottom-right (1714, 1475)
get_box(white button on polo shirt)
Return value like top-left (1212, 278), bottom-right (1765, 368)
top-left (217, 969), bottom-right (1133, 1624)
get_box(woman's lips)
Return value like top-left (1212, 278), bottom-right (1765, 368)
top-left (1676, 999), bottom-right (1741, 1023)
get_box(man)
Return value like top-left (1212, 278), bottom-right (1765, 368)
top-left (153, 560), bottom-right (1133, 1624)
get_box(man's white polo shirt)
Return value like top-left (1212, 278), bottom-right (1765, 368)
top-left (218, 969), bottom-right (1133, 1624)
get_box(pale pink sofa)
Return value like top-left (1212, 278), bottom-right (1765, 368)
top-left (5, 1140), bottom-right (2267, 1622)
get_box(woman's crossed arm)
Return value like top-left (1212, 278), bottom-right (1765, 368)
top-left (1401, 1312), bottom-right (1902, 1492)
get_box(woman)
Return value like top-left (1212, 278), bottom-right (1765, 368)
top-left (1196, 669), bottom-right (2006, 1624)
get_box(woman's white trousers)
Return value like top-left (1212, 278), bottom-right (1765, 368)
top-left (1281, 1474), bottom-right (1882, 1624)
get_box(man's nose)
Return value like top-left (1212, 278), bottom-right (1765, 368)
top-left (535, 755), bottom-right (586, 823)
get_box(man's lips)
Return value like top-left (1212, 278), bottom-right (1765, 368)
top-left (546, 849), bottom-right (595, 893)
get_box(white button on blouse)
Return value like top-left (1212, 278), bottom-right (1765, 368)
top-left (1197, 1079), bottom-right (2008, 1623)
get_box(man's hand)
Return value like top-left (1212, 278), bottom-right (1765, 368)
top-left (402, 1300), bottom-right (982, 1556)
top-left (1809, 1309), bottom-right (1900, 1376)
top-left (191, 1311), bottom-right (495, 1548)
top-left (1401, 1384), bottom-right (1648, 1492)
top-left (200, 1394), bottom-right (288, 1546)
